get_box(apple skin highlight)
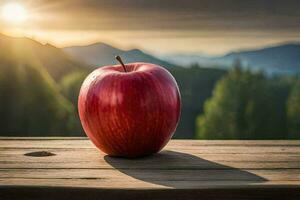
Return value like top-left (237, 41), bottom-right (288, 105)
top-left (78, 62), bottom-right (181, 158)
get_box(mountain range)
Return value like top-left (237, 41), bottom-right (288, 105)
top-left (161, 43), bottom-right (300, 74)
top-left (64, 43), bottom-right (174, 68)
top-left (1, 33), bottom-right (300, 77)
top-left (64, 41), bottom-right (300, 75)
top-left (0, 33), bottom-right (90, 81)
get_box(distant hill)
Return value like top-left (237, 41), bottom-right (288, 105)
top-left (162, 43), bottom-right (300, 74)
top-left (64, 43), bottom-right (175, 68)
top-left (0, 34), bottom-right (89, 81)
top-left (221, 44), bottom-right (300, 73)
top-left (160, 53), bottom-right (215, 67)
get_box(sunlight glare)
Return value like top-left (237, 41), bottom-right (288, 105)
top-left (1, 2), bottom-right (28, 24)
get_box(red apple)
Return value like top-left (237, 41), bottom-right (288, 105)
top-left (78, 56), bottom-right (181, 158)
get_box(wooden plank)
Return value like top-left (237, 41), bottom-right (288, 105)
top-left (1, 138), bottom-right (300, 148)
top-left (2, 150), bottom-right (300, 164)
top-left (1, 169), bottom-right (300, 182)
top-left (1, 138), bottom-right (300, 200)
top-left (1, 178), bottom-right (300, 189)
top-left (2, 148), bottom-right (300, 161)
top-left (2, 143), bottom-right (300, 154)
top-left (1, 150), bottom-right (300, 169)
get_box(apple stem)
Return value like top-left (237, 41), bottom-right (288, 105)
top-left (115, 56), bottom-right (127, 72)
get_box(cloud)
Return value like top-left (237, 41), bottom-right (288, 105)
top-left (16, 0), bottom-right (300, 31)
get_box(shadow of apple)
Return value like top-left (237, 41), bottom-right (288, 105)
top-left (104, 150), bottom-right (266, 188)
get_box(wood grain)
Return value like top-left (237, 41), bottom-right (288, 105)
top-left (1, 137), bottom-right (300, 200)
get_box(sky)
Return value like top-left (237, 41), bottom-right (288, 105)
top-left (1, 0), bottom-right (300, 55)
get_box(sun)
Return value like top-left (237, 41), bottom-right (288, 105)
top-left (1, 2), bottom-right (28, 24)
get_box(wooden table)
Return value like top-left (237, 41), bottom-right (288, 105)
top-left (1, 137), bottom-right (300, 200)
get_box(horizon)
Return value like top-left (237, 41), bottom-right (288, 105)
top-left (1, 0), bottom-right (300, 55)
top-left (1, 31), bottom-right (300, 57)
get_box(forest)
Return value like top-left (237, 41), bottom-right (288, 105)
top-left (0, 34), bottom-right (299, 139)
